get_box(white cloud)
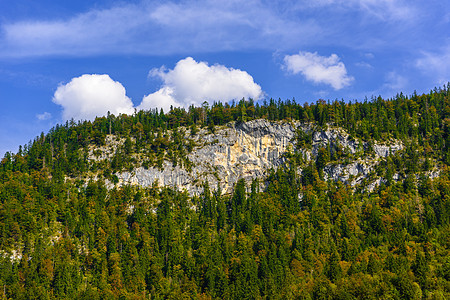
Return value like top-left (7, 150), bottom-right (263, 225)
top-left (51, 58), bottom-right (262, 119)
top-left (357, 0), bottom-right (415, 21)
top-left (53, 74), bottom-right (134, 121)
top-left (0, 0), bottom-right (431, 59)
top-left (139, 86), bottom-right (181, 113)
top-left (283, 51), bottom-right (354, 90)
top-left (355, 61), bottom-right (373, 69)
top-left (416, 46), bottom-right (450, 85)
top-left (382, 71), bottom-right (407, 92)
top-left (1, 5), bottom-right (146, 57)
top-left (36, 112), bottom-right (51, 121)
top-left (138, 57), bottom-right (263, 112)
top-left (0, 1), bottom-right (318, 57)
top-left (297, 0), bottom-right (416, 21)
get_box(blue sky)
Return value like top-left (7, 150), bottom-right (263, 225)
top-left (0, 0), bottom-right (449, 157)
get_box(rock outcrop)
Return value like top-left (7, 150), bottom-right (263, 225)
top-left (108, 119), bottom-right (403, 195)
top-left (117, 119), bottom-right (298, 194)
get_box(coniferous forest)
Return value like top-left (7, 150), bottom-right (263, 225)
top-left (1, 84), bottom-right (450, 299)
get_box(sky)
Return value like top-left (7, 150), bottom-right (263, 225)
top-left (0, 0), bottom-right (449, 157)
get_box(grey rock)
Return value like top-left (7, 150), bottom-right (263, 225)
top-left (373, 143), bottom-right (403, 158)
top-left (93, 119), bottom-right (405, 195)
top-left (324, 160), bottom-right (373, 184)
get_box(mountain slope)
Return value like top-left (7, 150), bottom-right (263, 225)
top-left (1, 86), bottom-right (450, 299)
top-left (98, 119), bottom-right (406, 195)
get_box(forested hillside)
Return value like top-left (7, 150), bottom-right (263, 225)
top-left (1, 84), bottom-right (450, 299)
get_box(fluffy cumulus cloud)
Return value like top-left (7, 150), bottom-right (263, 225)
top-left (51, 59), bottom-right (262, 118)
top-left (53, 74), bottom-right (134, 121)
top-left (283, 51), bottom-right (354, 90)
top-left (138, 57), bottom-right (263, 112)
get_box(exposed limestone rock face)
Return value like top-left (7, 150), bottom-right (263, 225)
top-left (311, 128), bottom-right (360, 156)
top-left (324, 160), bottom-right (374, 185)
top-left (117, 119), bottom-right (299, 194)
top-left (110, 119), bottom-right (404, 195)
top-left (373, 144), bottom-right (403, 158)
top-left (322, 140), bottom-right (404, 191)
top-left (88, 135), bottom-right (124, 161)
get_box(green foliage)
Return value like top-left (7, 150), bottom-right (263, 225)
top-left (1, 84), bottom-right (450, 298)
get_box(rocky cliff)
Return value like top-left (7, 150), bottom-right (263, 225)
top-left (94, 119), bottom-right (405, 195)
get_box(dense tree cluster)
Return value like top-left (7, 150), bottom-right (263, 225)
top-left (3, 84), bottom-right (450, 177)
top-left (0, 84), bottom-right (450, 298)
